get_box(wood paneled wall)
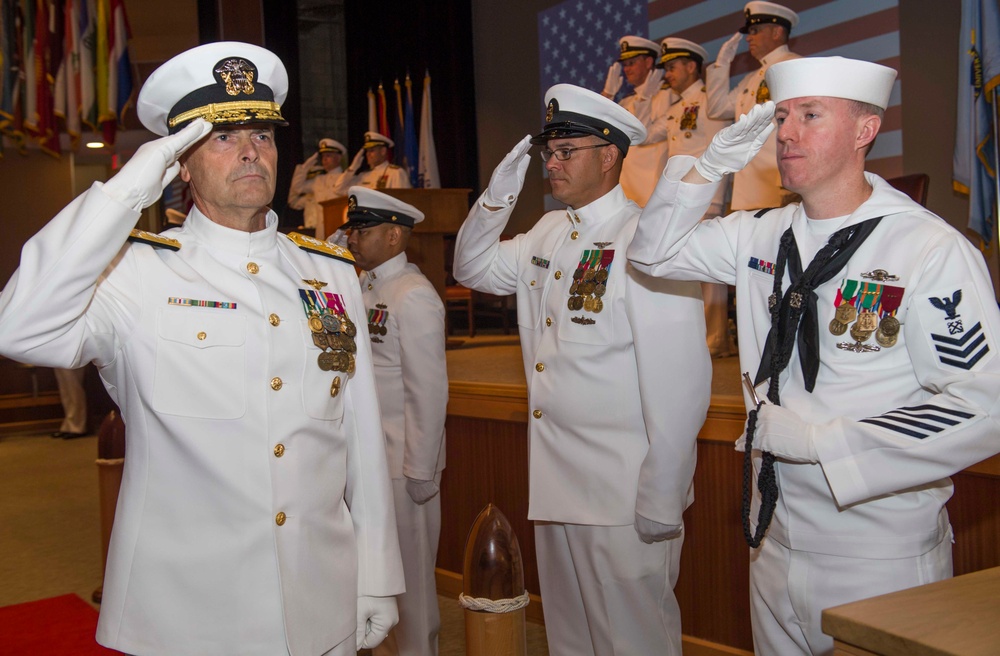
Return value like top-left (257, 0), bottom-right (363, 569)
top-left (440, 385), bottom-right (1000, 653)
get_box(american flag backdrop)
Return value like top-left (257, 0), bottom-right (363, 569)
top-left (538, 0), bottom-right (903, 179)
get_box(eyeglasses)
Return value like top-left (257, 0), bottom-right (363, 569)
top-left (538, 143), bottom-right (609, 162)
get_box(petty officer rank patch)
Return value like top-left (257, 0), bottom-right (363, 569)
top-left (923, 288), bottom-right (993, 370)
top-left (568, 249), bottom-right (614, 324)
top-left (748, 256), bottom-right (775, 275)
top-left (531, 256), bottom-right (550, 269)
top-left (829, 279), bottom-right (905, 350)
top-left (859, 403), bottom-right (975, 440)
top-left (368, 308), bottom-right (389, 343)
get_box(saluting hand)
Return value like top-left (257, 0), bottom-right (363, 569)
top-left (102, 118), bottom-right (213, 211)
top-left (602, 62), bottom-right (624, 98)
top-left (694, 101), bottom-right (775, 182)
top-left (483, 135), bottom-right (532, 209)
top-left (714, 32), bottom-right (743, 68)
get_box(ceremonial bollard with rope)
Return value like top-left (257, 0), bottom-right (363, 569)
top-left (460, 504), bottom-right (528, 655)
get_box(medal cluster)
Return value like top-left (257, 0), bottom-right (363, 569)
top-left (300, 290), bottom-right (357, 397)
top-left (830, 280), bottom-right (902, 352)
top-left (568, 249), bottom-right (613, 314)
top-left (367, 308), bottom-right (388, 337)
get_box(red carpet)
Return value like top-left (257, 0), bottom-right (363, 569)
top-left (0, 594), bottom-right (117, 655)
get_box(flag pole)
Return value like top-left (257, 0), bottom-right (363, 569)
top-left (994, 86), bottom-right (1000, 263)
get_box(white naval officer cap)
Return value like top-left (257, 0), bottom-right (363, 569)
top-left (617, 35), bottom-right (660, 61)
top-left (318, 138), bottom-right (347, 155)
top-left (531, 84), bottom-right (647, 156)
top-left (766, 56), bottom-right (897, 109)
top-left (363, 131), bottom-right (394, 149)
top-left (136, 42), bottom-right (288, 137)
top-left (343, 187), bottom-right (424, 230)
top-left (657, 38), bottom-right (709, 68)
top-left (739, 2), bottom-right (799, 34)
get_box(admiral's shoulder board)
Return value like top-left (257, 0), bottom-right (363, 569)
top-left (286, 232), bottom-right (356, 265)
top-left (128, 228), bottom-right (181, 251)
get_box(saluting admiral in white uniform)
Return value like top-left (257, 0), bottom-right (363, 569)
top-left (0, 42), bottom-right (404, 656)
top-left (345, 187), bottom-right (448, 656)
top-left (629, 57), bottom-right (1000, 655)
top-left (601, 36), bottom-right (671, 206)
top-left (454, 84), bottom-right (711, 656)
top-left (287, 137), bottom-right (347, 239)
top-left (332, 131), bottom-right (411, 196)
top-left (705, 1), bottom-right (801, 210)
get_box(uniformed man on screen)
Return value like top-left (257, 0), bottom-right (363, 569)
top-left (0, 42), bottom-right (403, 655)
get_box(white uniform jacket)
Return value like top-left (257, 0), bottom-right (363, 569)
top-left (705, 45), bottom-right (800, 210)
top-left (649, 82), bottom-right (731, 216)
top-left (453, 185), bottom-right (711, 526)
top-left (360, 252), bottom-right (447, 481)
top-left (287, 165), bottom-right (344, 231)
top-left (332, 162), bottom-right (411, 197)
top-left (628, 157), bottom-right (1000, 558)
top-left (0, 184), bottom-right (404, 656)
top-left (619, 86), bottom-right (673, 207)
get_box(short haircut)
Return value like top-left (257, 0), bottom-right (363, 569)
top-left (847, 100), bottom-right (884, 156)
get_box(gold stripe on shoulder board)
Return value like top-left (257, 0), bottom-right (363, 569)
top-left (286, 232), bottom-right (356, 265)
top-left (128, 229), bottom-right (181, 251)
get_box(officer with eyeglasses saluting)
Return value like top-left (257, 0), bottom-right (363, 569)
top-left (452, 83), bottom-right (711, 656)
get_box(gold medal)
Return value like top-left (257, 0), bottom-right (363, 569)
top-left (834, 302), bottom-right (857, 324)
top-left (879, 315), bottom-right (900, 336)
top-left (379, 325), bottom-right (388, 336)
top-left (341, 318), bottom-right (357, 338)
top-left (318, 351), bottom-right (336, 371)
top-left (849, 322), bottom-right (872, 343)
top-left (347, 354), bottom-right (356, 375)
top-left (857, 310), bottom-right (879, 332)
top-left (312, 333), bottom-right (329, 349)
top-left (330, 376), bottom-right (341, 398)
top-left (582, 281), bottom-right (595, 295)
top-left (593, 297), bottom-right (604, 313)
top-left (583, 296), bottom-right (596, 312)
top-left (343, 337), bottom-right (357, 354)
top-left (875, 329), bottom-right (898, 348)
top-left (568, 296), bottom-right (577, 310)
top-left (595, 269), bottom-right (609, 283)
top-left (570, 281), bottom-right (579, 295)
top-left (309, 316), bottom-right (325, 333)
top-left (829, 319), bottom-right (847, 336)
top-left (583, 270), bottom-right (596, 282)
top-left (594, 283), bottom-right (606, 297)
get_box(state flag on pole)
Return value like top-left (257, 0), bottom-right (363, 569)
top-left (404, 73), bottom-right (418, 187)
top-left (393, 78), bottom-right (407, 169)
top-left (367, 87), bottom-right (376, 133)
top-left (418, 70), bottom-right (439, 188)
top-left (954, 0), bottom-right (1000, 244)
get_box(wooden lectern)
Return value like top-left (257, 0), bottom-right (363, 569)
top-left (320, 188), bottom-right (472, 299)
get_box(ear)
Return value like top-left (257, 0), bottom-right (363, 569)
top-left (856, 113), bottom-right (881, 152)
top-left (179, 159), bottom-right (192, 183)
top-left (601, 144), bottom-right (620, 173)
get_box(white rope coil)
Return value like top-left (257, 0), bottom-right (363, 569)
top-left (458, 591), bottom-right (530, 613)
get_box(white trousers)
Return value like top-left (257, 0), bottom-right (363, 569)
top-left (374, 476), bottom-right (442, 656)
top-left (535, 522), bottom-right (683, 656)
top-left (750, 531), bottom-right (953, 656)
top-left (54, 367), bottom-right (87, 433)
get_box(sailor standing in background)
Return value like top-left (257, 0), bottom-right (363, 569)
top-left (655, 37), bottom-right (735, 357)
top-left (287, 137), bottom-right (347, 239)
top-left (602, 35), bottom-right (670, 206)
top-left (705, 1), bottom-right (801, 210)
top-left (346, 187), bottom-right (448, 656)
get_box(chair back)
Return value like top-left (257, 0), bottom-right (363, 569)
top-left (886, 173), bottom-right (929, 207)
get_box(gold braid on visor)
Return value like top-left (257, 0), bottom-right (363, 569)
top-left (168, 101), bottom-right (284, 128)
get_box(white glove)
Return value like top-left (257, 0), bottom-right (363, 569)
top-left (714, 32), bottom-right (743, 68)
top-left (405, 477), bottom-right (439, 504)
top-left (694, 101), bottom-right (775, 182)
top-left (637, 68), bottom-right (665, 99)
top-left (602, 62), bottom-right (623, 98)
top-left (349, 147), bottom-right (365, 172)
top-left (634, 513), bottom-right (682, 543)
top-left (482, 135), bottom-right (532, 208)
top-left (744, 404), bottom-right (819, 464)
top-left (304, 151), bottom-right (319, 168)
top-left (103, 119), bottom-right (212, 211)
top-left (356, 595), bottom-right (399, 650)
